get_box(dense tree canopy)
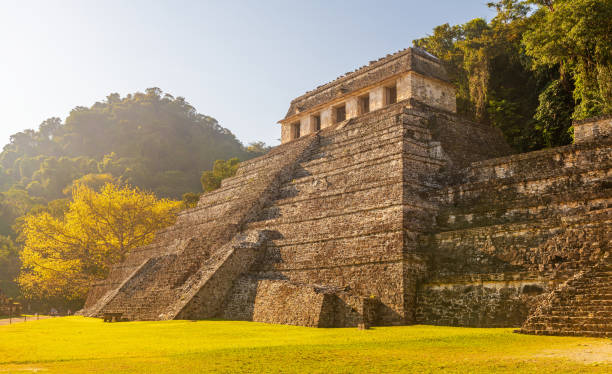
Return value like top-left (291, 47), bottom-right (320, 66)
top-left (414, 0), bottom-right (612, 151)
top-left (0, 235), bottom-right (19, 297)
top-left (0, 88), bottom-right (253, 200)
top-left (18, 183), bottom-right (181, 301)
top-left (523, 0), bottom-right (612, 120)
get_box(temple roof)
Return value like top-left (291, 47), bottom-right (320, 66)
top-left (282, 47), bottom-right (449, 121)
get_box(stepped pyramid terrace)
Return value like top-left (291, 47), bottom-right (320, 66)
top-left (79, 48), bottom-right (611, 337)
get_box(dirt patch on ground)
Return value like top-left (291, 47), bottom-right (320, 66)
top-left (536, 341), bottom-right (612, 364)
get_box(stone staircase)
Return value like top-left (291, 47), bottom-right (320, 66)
top-left (80, 134), bottom-right (319, 320)
top-left (520, 255), bottom-right (612, 337)
top-left (225, 104), bottom-right (413, 326)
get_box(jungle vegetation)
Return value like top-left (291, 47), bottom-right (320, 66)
top-left (413, 0), bottom-right (612, 151)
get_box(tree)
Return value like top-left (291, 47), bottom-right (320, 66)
top-left (61, 173), bottom-right (116, 195)
top-left (523, 0), bottom-right (612, 119)
top-left (413, 0), bottom-right (604, 151)
top-left (246, 141), bottom-right (271, 157)
top-left (0, 188), bottom-right (44, 236)
top-left (18, 183), bottom-right (181, 301)
top-left (534, 79), bottom-right (575, 146)
top-left (200, 158), bottom-right (240, 192)
top-left (0, 88), bottom-right (255, 201)
top-left (182, 192), bottom-right (201, 208)
top-left (0, 235), bottom-right (20, 297)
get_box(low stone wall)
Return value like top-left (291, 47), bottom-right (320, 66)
top-left (252, 280), bottom-right (329, 327)
top-left (416, 280), bottom-right (545, 327)
top-left (224, 278), bottom-right (330, 327)
top-left (574, 115), bottom-right (612, 144)
top-left (223, 277), bottom-right (377, 328)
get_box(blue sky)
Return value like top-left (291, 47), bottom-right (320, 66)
top-left (0, 1), bottom-right (495, 147)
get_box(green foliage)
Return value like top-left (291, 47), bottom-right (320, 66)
top-left (61, 173), bottom-right (116, 195)
top-left (0, 319), bottom-right (608, 373)
top-left (414, 0), bottom-right (611, 151)
top-left (523, 0), bottom-right (612, 120)
top-left (200, 158), bottom-right (240, 192)
top-left (0, 88), bottom-right (253, 201)
top-left (0, 235), bottom-right (19, 297)
top-left (245, 141), bottom-right (272, 157)
top-left (182, 192), bottom-right (201, 208)
top-left (534, 79), bottom-right (575, 146)
top-left (0, 189), bottom-right (44, 237)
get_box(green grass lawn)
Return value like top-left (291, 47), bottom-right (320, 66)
top-left (0, 317), bottom-right (610, 373)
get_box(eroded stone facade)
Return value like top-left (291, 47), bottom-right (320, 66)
top-left (80, 49), bottom-right (610, 337)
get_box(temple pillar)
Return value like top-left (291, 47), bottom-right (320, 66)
top-left (346, 97), bottom-right (359, 119)
top-left (370, 87), bottom-right (385, 111)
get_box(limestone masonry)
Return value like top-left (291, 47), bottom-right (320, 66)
top-left (80, 48), bottom-right (611, 337)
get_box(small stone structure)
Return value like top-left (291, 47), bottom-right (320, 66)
top-left (79, 48), bottom-right (611, 338)
top-left (0, 290), bottom-right (20, 316)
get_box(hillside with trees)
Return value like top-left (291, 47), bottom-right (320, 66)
top-left (0, 87), bottom-right (258, 200)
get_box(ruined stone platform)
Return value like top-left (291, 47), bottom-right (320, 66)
top-left (80, 49), bottom-right (610, 336)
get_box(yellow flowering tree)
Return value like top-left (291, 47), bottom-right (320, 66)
top-left (18, 183), bottom-right (181, 300)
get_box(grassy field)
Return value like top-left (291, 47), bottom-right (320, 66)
top-left (0, 317), bottom-right (610, 373)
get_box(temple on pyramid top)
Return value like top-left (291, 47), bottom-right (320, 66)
top-left (279, 47), bottom-right (456, 143)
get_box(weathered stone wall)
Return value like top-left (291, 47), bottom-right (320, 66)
top-left (416, 135), bottom-right (611, 328)
top-left (225, 279), bottom-right (328, 327)
top-left (397, 72), bottom-right (456, 113)
top-left (574, 115), bottom-right (612, 144)
top-left (224, 277), bottom-right (379, 328)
